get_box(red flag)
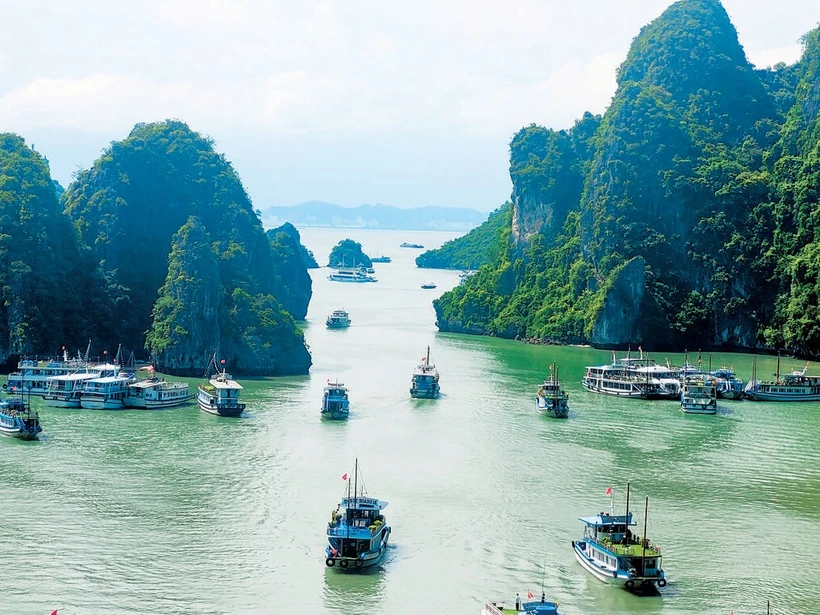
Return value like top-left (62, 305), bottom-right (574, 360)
top-left (527, 591), bottom-right (533, 599)
top-left (220, 358), bottom-right (226, 365)
top-left (51, 611), bottom-right (58, 615)
top-left (341, 473), bottom-right (348, 481)
top-left (605, 486), bottom-right (613, 496)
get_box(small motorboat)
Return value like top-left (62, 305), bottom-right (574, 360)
top-left (535, 362), bottom-right (569, 418)
top-left (420, 282), bottom-right (437, 289)
top-left (0, 398), bottom-right (42, 440)
top-left (482, 594), bottom-right (561, 615)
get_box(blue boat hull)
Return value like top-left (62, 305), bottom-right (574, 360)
top-left (325, 527), bottom-right (390, 571)
top-left (572, 540), bottom-right (663, 594)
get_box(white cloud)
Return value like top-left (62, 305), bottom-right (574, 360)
top-left (747, 44), bottom-right (804, 68)
top-left (158, 0), bottom-right (250, 27)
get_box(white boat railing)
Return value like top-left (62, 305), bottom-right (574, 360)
top-left (483, 601), bottom-right (504, 615)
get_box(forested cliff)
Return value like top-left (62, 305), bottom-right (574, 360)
top-left (0, 121), bottom-right (312, 375)
top-left (436, 0), bottom-right (820, 355)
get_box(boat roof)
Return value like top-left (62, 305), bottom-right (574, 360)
top-left (47, 373), bottom-right (99, 381)
top-left (579, 513), bottom-right (635, 527)
top-left (88, 375), bottom-right (131, 384)
top-left (128, 379), bottom-right (164, 389)
top-left (209, 378), bottom-right (243, 390)
top-left (340, 496), bottom-right (388, 510)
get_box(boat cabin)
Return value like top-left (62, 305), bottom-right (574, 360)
top-left (579, 513), bottom-right (661, 577)
top-left (327, 496), bottom-right (389, 557)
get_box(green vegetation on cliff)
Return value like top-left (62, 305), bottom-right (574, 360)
top-left (416, 204), bottom-right (511, 269)
top-left (0, 135), bottom-right (116, 361)
top-left (267, 222), bottom-right (319, 269)
top-left (328, 239), bottom-right (371, 268)
top-left (63, 120), bottom-right (311, 374)
top-left (436, 0), bottom-right (820, 356)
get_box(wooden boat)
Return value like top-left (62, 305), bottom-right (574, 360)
top-left (197, 356), bottom-right (245, 417)
top-left (0, 398), bottom-right (42, 440)
top-left (410, 346), bottom-right (440, 399)
top-left (325, 459), bottom-right (391, 571)
top-left (572, 483), bottom-right (666, 594)
top-left (535, 362), bottom-right (569, 418)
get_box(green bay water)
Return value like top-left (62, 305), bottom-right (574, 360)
top-left (2, 227), bottom-right (819, 615)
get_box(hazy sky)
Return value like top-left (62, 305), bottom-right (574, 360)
top-left (1, 1), bottom-right (817, 211)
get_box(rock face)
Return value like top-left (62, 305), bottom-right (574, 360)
top-left (64, 120), bottom-right (311, 375)
top-left (147, 216), bottom-right (311, 376)
top-left (267, 224), bottom-right (313, 320)
top-left (589, 258), bottom-right (646, 346)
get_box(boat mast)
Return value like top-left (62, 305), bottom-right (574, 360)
top-left (641, 496), bottom-right (649, 575)
top-left (624, 482), bottom-right (631, 543)
top-left (776, 351), bottom-right (781, 384)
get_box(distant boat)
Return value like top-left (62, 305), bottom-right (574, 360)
top-left (745, 355), bottom-right (820, 401)
top-left (328, 268), bottom-right (377, 283)
top-left (0, 397), bottom-right (42, 440)
top-left (482, 595), bottom-right (561, 615)
top-left (125, 371), bottom-right (193, 409)
top-left (410, 346), bottom-right (440, 399)
top-left (325, 458), bottom-right (391, 571)
top-left (400, 242), bottom-right (424, 248)
top-left (572, 483), bottom-right (666, 594)
top-left (197, 356), bottom-right (245, 417)
top-left (326, 309), bottom-right (351, 329)
top-left (321, 381), bottom-right (350, 419)
top-left (582, 352), bottom-right (680, 399)
top-left (371, 255), bottom-right (392, 263)
top-left (420, 282), bottom-right (437, 289)
top-left (680, 380), bottom-right (717, 414)
top-left (535, 362), bottom-right (569, 418)
top-left (4, 345), bottom-right (92, 395)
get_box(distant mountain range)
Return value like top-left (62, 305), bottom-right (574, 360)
top-left (260, 201), bottom-right (488, 231)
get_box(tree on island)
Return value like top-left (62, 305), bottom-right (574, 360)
top-left (328, 239), bottom-right (372, 268)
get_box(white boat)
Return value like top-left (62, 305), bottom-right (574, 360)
top-left (582, 352), bottom-right (679, 399)
top-left (680, 380), bottom-right (717, 414)
top-left (125, 378), bottom-right (193, 409)
top-left (4, 355), bottom-right (88, 395)
top-left (328, 268), bottom-right (377, 283)
top-left (326, 309), bottom-right (351, 329)
top-left (80, 367), bottom-right (137, 410)
top-left (43, 372), bottom-right (101, 408)
top-left (535, 362), bottom-right (569, 418)
top-left (197, 357), bottom-right (245, 417)
top-left (745, 356), bottom-right (820, 401)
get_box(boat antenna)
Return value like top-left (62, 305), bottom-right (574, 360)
top-left (84, 339), bottom-right (91, 364)
top-left (346, 462), bottom-right (352, 542)
top-left (709, 352), bottom-right (712, 373)
top-left (641, 495), bottom-right (649, 576)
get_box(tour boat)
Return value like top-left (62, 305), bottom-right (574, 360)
top-left (399, 242), bottom-right (424, 248)
top-left (371, 255), bottom-right (391, 263)
top-left (80, 368), bottom-right (137, 410)
top-left (745, 356), bottom-right (820, 401)
top-left (572, 484), bottom-right (666, 594)
top-left (710, 366), bottom-right (744, 399)
top-left (325, 459), bottom-right (391, 571)
top-left (410, 346), bottom-right (440, 399)
top-left (0, 398), bottom-right (42, 440)
top-left (482, 595), bottom-right (561, 615)
top-left (125, 377), bottom-right (193, 409)
top-left (4, 355), bottom-right (88, 395)
top-left (328, 268), bottom-right (377, 283)
top-left (420, 282), bottom-right (437, 289)
top-left (582, 352), bottom-right (679, 399)
top-left (43, 372), bottom-right (101, 408)
top-left (321, 381), bottom-right (350, 419)
top-left (535, 362), bottom-right (569, 418)
top-left (680, 380), bottom-right (717, 414)
top-left (197, 357), bottom-right (245, 417)
top-left (326, 309), bottom-right (351, 329)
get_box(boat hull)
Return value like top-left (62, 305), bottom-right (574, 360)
top-left (321, 409), bottom-right (349, 420)
top-left (42, 395), bottom-right (81, 408)
top-left (326, 528), bottom-right (390, 571)
top-left (126, 394), bottom-right (194, 410)
top-left (80, 398), bottom-right (125, 410)
top-left (535, 396), bottom-right (569, 418)
top-left (581, 379), bottom-right (645, 398)
top-left (746, 391), bottom-right (820, 402)
top-left (572, 541), bottom-right (662, 593)
top-left (680, 403), bottom-right (717, 414)
top-left (198, 399), bottom-right (245, 417)
top-left (410, 388), bottom-right (440, 399)
top-left (0, 424), bottom-right (41, 440)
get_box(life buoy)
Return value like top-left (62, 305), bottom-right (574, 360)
top-left (625, 580), bottom-right (635, 590)
top-left (355, 560), bottom-right (363, 568)
top-left (339, 559), bottom-right (349, 569)
top-left (325, 558), bottom-right (335, 567)
top-left (657, 578), bottom-right (667, 588)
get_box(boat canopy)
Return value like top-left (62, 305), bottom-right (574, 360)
top-left (578, 513), bottom-right (635, 527)
top-left (47, 373), bottom-right (99, 382)
top-left (209, 378), bottom-right (243, 390)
